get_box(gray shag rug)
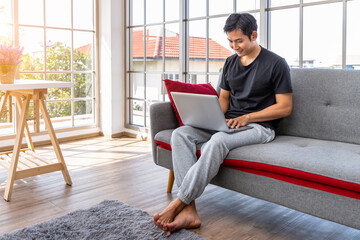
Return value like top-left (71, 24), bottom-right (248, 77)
top-left (0, 200), bottom-right (208, 240)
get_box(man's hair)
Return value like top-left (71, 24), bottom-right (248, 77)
top-left (223, 13), bottom-right (257, 40)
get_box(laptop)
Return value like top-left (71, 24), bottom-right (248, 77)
top-left (170, 92), bottom-right (253, 133)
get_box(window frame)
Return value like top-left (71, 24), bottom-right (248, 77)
top-left (126, 0), bottom-right (358, 131)
top-left (0, 0), bottom-right (99, 139)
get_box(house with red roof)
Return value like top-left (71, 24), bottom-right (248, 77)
top-left (131, 28), bottom-right (233, 100)
top-left (132, 28), bottom-right (232, 73)
top-left (76, 44), bottom-right (92, 55)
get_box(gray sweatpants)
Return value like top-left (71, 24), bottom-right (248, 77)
top-left (170, 123), bottom-right (275, 204)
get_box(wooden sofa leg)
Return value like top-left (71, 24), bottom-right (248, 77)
top-left (167, 170), bottom-right (175, 193)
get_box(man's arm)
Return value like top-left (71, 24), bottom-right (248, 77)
top-left (219, 89), bottom-right (230, 114)
top-left (227, 93), bottom-right (293, 129)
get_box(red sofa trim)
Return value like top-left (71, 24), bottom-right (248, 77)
top-left (155, 140), bottom-right (360, 200)
top-left (231, 167), bottom-right (360, 200)
top-left (222, 159), bottom-right (360, 194)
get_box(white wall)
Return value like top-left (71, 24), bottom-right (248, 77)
top-left (99, 0), bottom-right (125, 136)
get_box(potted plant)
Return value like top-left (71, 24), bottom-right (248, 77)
top-left (0, 42), bottom-right (24, 84)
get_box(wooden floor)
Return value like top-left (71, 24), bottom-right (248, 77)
top-left (0, 136), bottom-right (359, 239)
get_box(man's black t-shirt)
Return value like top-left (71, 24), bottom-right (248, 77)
top-left (219, 47), bottom-right (293, 130)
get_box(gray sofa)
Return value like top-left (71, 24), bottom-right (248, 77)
top-left (150, 68), bottom-right (360, 230)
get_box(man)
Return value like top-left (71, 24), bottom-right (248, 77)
top-left (153, 13), bottom-right (293, 236)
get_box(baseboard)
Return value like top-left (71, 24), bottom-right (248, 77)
top-left (101, 131), bottom-right (150, 142)
top-left (0, 129), bottom-right (150, 152)
top-left (0, 128), bottom-right (102, 152)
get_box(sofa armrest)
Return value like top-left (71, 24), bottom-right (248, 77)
top-left (150, 102), bottom-right (178, 164)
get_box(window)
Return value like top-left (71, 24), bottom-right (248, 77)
top-left (269, 8), bottom-right (299, 67)
top-left (127, 0), bottom-right (182, 128)
top-left (269, 0), bottom-right (359, 69)
top-left (303, 2), bottom-right (342, 68)
top-left (0, 0), bottom-right (96, 136)
top-left (126, 0), bottom-right (258, 128)
top-left (346, 0), bottom-right (360, 70)
top-left (126, 0), bottom-right (359, 130)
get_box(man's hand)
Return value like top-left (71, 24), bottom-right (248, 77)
top-left (226, 115), bottom-right (250, 128)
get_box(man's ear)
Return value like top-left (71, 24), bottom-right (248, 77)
top-left (251, 31), bottom-right (258, 41)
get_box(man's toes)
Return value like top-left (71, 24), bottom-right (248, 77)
top-left (153, 213), bottom-right (160, 222)
top-left (153, 214), bottom-right (163, 229)
top-left (157, 219), bottom-right (168, 231)
top-left (153, 214), bottom-right (159, 225)
top-left (156, 220), bottom-right (162, 229)
top-left (161, 221), bottom-right (169, 231)
top-left (165, 222), bottom-right (177, 233)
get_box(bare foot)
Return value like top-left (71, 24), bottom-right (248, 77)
top-left (165, 202), bottom-right (201, 236)
top-left (153, 198), bottom-right (186, 231)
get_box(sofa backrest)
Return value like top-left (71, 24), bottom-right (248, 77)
top-left (277, 68), bottom-right (360, 145)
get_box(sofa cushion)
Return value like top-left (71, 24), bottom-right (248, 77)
top-left (154, 130), bottom-right (360, 199)
top-left (222, 136), bottom-right (360, 197)
top-left (277, 69), bottom-right (360, 145)
top-left (154, 129), bottom-right (175, 150)
top-left (223, 135), bottom-right (360, 184)
top-left (154, 129), bottom-right (202, 157)
top-left (164, 79), bottom-right (218, 126)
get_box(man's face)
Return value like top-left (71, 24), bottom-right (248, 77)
top-left (226, 29), bottom-right (257, 57)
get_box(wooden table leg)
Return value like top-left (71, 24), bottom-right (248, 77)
top-left (38, 94), bottom-right (72, 186)
top-left (8, 96), bottom-right (12, 123)
top-left (15, 96), bottom-right (35, 152)
top-left (4, 95), bottom-right (31, 201)
top-left (0, 92), bottom-right (9, 120)
top-left (33, 99), bottom-right (40, 133)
